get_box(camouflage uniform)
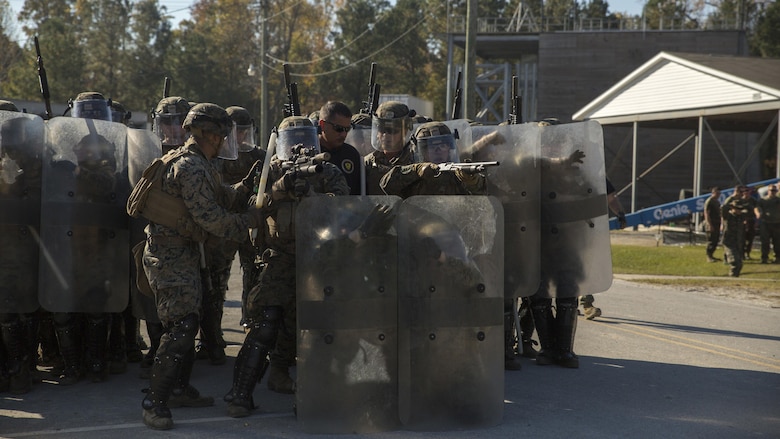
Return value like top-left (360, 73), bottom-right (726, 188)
top-left (140, 103), bottom-right (260, 430)
top-left (226, 116), bottom-right (349, 418)
top-left (196, 106), bottom-right (266, 365)
top-left (756, 186), bottom-right (780, 263)
top-left (721, 199), bottom-right (748, 277)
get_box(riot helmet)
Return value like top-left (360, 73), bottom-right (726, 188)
top-left (371, 100), bottom-right (413, 153)
top-left (110, 100), bottom-right (131, 126)
top-left (183, 103), bottom-right (238, 160)
top-left (152, 96), bottom-right (190, 149)
top-left (412, 121), bottom-right (458, 164)
top-left (351, 112), bottom-right (372, 127)
top-left (226, 106), bottom-right (256, 152)
top-left (0, 100), bottom-right (20, 112)
top-left (274, 116), bottom-right (319, 161)
top-left (70, 92), bottom-right (112, 121)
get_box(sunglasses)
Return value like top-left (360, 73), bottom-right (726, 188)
top-left (324, 120), bottom-right (352, 133)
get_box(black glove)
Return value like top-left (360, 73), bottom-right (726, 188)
top-left (271, 170), bottom-right (296, 196)
top-left (566, 150), bottom-right (586, 166)
top-left (293, 176), bottom-right (310, 197)
top-left (242, 160), bottom-right (262, 192)
top-left (357, 204), bottom-right (395, 238)
top-left (617, 212), bottom-right (627, 229)
top-left (245, 206), bottom-right (265, 229)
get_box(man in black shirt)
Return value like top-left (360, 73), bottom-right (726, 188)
top-left (317, 101), bottom-right (362, 195)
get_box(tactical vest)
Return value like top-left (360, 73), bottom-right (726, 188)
top-left (126, 147), bottom-right (208, 242)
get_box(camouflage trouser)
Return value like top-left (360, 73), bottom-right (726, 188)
top-left (723, 242), bottom-right (742, 277)
top-left (246, 252), bottom-right (296, 368)
top-left (143, 238), bottom-right (202, 325)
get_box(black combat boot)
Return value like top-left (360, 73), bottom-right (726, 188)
top-left (168, 345), bottom-right (214, 408)
top-left (554, 298), bottom-right (579, 368)
top-left (1, 320), bottom-right (32, 394)
top-left (84, 314), bottom-right (110, 382)
top-left (55, 320), bottom-right (83, 385)
top-left (530, 299), bottom-right (556, 366)
top-left (142, 354), bottom-right (179, 430)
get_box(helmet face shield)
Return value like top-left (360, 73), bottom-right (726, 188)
top-left (275, 126), bottom-right (319, 160)
top-left (72, 99), bottom-right (112, 121)
top-left (152, 114), bottom-right (188, 147)
top-left (371, 116), bottom-right (412, 153)
top-left (216, 123), bottom-right (239, 160)
top-left (235, 123), bottom-right (256, 152)
top-left (413, 134), bottom-right (457, 164)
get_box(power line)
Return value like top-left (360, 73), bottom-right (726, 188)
top-left (265, 9), bottom-right (433, 77)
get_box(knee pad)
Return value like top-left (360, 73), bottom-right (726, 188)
top-left (246, 306), bottom-right (283, 348)
top-left (160, 313), bottom-right (199, 356)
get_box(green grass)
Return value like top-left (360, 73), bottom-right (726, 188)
top-left (611, 244), bottom-right (780, 293)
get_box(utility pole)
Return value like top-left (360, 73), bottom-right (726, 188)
top-left (463, 0), bottom-right (477, 120)
top-left (260, 0), bottom-right (269, 149)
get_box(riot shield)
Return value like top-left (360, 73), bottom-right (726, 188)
top-left (127, 127), bottom-right (162, 320)
top-left (296, 195), bottom-right (402, 434)
top-left (463, 123), bottom-right (540, 298)
top-left (537, 120), bottom-right (611, 299)
top-left (0, 111), bottom-right (45, 313)
top-left (344, 125), bottom-right (374, 157)
top-left (396, 195), bottom-right (504, 431)
top-left (39, 117), bottom-right (129, 313)
top-left (127, 127), bottom-right (161, 187)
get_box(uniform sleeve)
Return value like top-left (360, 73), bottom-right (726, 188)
top-left (173, 157), bottom-right (251, 242)
top-left (380, 165), bottom-right (421, 196)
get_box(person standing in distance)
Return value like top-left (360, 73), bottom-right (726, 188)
top-left (704, 186), bottom-right (722, 262)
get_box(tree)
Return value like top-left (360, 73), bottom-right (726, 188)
top-left (642, 0), bottom-right (699, 29)
top-left (0, 0), bottom-right (23, 96)
top-left (752, 0), bottom-right (780, 57)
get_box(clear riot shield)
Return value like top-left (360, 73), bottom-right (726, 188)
top-left (397, 196), bottom-right (504, 431)
top-left (537, 120), bottom-right (611, 299)
top-left (344, 125), bottom-right (374, 157)
top-left (296, 195), bottom-right (402, 434)
top-left (127, 127), bottom-right (162, 320)
top-left (463, 123), bottom-right (540, 298)
top-left (441, 118), bottom-right (471, 147)
top-left (0, 111), bottom-right (45, 313)
top-left (39, 117), bottom-right (129, 313)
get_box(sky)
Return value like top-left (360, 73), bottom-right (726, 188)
top-left (6, 0), bottom-right (649, 44)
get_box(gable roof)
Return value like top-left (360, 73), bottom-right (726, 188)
top-left (572, 52), bottom-right (780, 129)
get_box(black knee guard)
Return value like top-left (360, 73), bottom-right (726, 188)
top-left (226, 306), bottom-right (281, 407)
top-left (144, 314), bottom-right (199, 410)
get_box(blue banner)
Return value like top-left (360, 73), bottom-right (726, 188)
top-left (609, 178), bottom-right (780, 230)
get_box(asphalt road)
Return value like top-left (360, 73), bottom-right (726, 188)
top-left (2, 259), bottom-right (779, 439)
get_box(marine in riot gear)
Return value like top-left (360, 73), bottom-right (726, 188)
top-left (151, 96), bottom-right (190, 154)
top-left (225, 115), bottom-right (349, 418)
top-left (363, 101), bottom-right (416, 195)
top-left (137, 102), bottom-right (263, 430)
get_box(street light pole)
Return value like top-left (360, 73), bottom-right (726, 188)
top-left (259, 0), bottom-right (268, 150)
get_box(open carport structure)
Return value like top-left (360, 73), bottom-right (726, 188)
top-left (573, 51), bottom-right (780, 213)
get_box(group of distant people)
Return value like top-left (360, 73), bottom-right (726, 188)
top-left (704, 182), bottom-right (780, 277)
